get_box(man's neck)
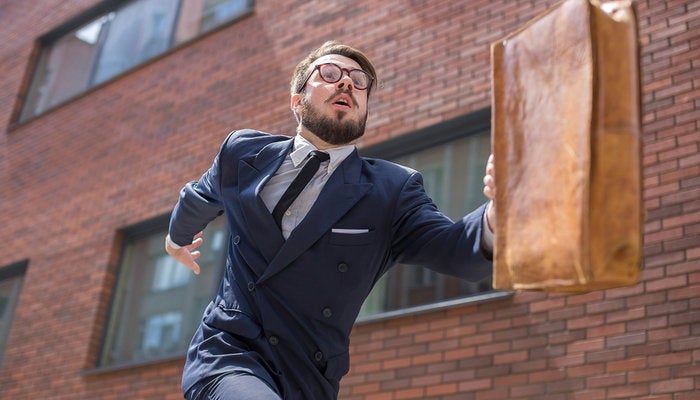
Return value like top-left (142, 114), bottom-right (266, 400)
top-left (297, 129), bottom-right (336, 150)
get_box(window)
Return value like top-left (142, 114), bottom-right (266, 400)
top-left (358, 111), bottom-right (493, 318)
top-left (0, 261), bottom-right (27, 364)
top-left (20, 0), bottom-right (254, 121)
top-left (100, 216), bottom-right (227, 367)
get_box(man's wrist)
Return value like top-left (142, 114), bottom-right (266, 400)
top-left (165, 234), bottom-right (182, 250)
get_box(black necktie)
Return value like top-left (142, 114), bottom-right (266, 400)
top-left (272, 150), bottom-right (330, 228)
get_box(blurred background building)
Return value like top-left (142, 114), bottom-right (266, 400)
top-left (0, 0), bottom-right (697, 398)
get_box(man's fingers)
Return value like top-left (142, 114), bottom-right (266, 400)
top-left (483, 154), bottom-right (496, 200)
top-left (485, 155), bottom-right (495, 174)
top-left (483, 175), bottom-right (496, 199)
top-left (180, 251), bottom-right (201, 275)
top-left (165, 232), bottom-right (205, 274)
top-left (188, 237), bottom-right (204, 250)
top-left (183, 259), bottom-right (201, 275)
top-left (190, 262), bottom-right (201, 275)
top-left (172, 248), bottom-right (202, 275)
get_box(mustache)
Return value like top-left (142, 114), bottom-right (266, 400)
top-left (325, 89), bottom-right (358, 107)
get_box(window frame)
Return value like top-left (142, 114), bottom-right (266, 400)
top-left (0, 260), bottom-right (28, 365)
top-left (356, 108), bottom-right (510, 324)
top-left (12, 0), bottom-right (255, 125)
top-left (96, 214), bottom-right (227, 371)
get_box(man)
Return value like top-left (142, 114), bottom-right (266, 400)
top-left (166, 41), bottom-right (497, 400)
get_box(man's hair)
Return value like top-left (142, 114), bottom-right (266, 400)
top-left (290, 41), bottom-right (377, 96)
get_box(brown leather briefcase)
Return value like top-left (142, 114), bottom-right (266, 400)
top-left (491, 0), bottom-right (642, 292)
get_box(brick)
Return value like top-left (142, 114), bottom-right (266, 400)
top-left (587, 372), bottom-right (626, 388)
top-left (568, 338), bottom-right (605, 354)
top-left (457, 378), bottom-right (491, 392)
top-left (567, 362), bottom-right (606, 378)
top-left (394, 388), bottom-right (425, 400)
top-left (605, 331), bottom-right (647, 348)
top-left (646, 299), bottom-right (689, 317)
top-left (570, 389), bottom-right (607, 400)
top-left (661, 209), bottom-right (700, 229)
top-left (475, 364), bottom-right (510, 378)
top-left (626, 315), bottom-right (668, 332)
top-left (627, 341), bottom-right (670, 358)
top-left (648, 351), bottom-right (693, 368)
top-left (629, 367), bottom-right (672, 384)
top-left (586, 347), bottom-right (627, 364)
top-left (567, 314), bottom-right (605, 330)
top-left (476, 341), bottom-right (510, 356)
top-left (670, 336), bottom-right (700, 351)
top-left (510, 359), bottom-right (547, 374)
top-left (644, 226), bottom-right (683, 244)
top-left (650, 378), bottom-right (695, 394)
top-left (509, 383), bottom-right (545, 398)
top-left (606, 357), bottom-right (647, 373)
top-left (669, 310), bottom-right (700, 326)
top-left (586, 298), bottom-right (625, 314)
top-left (493, 350), bottom-right (528, 364)
top-left (529, 296), bottom-right (567, 313)
top-left (528, 368), bottom-right (566, 383)
top-left (606, 383), bottom-right (649, 398)
top-left (606, 307), bottom-right (646, 324)
top-left (473, 388), bottom-right (509, 400)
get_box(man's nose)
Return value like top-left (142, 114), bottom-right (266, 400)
top-left (336, 73), bottom-right (354, 90)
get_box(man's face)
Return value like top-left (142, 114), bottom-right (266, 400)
top-left (292, 54), bottom-right (369, 146)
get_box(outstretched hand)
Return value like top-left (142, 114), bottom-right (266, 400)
top-left (165, 231), bottom-right (204, 275)
top-left (483, 154), bottom-right (496, 231)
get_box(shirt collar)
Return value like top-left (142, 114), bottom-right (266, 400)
top-left (290, 134), bottom-right (355, 173)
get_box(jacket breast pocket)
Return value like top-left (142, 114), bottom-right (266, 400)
top-left (204, 301), bottom-right (262, 339)
top-left (328, 229), bottom-right (376, 246)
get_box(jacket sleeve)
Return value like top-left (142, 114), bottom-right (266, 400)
top-left (168, 138), bottom-right (228, 247)
top-left (390, 171), bottom-right (493, 282)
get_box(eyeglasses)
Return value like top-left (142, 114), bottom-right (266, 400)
top-left (301, 63), bottom-right (373, 91)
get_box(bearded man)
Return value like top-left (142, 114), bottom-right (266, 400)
top-left (166, 41), bottom-right (497, 400)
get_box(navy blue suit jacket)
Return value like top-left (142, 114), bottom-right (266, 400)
top-left (169, 129), bottom-right (493, 399)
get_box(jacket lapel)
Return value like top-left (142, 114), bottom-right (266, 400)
top-left (257, 150), bottom-right (373, 284)
top-left (238, 139), bottom-right (293, 266)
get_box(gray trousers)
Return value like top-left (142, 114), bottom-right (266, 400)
top-left (186, 372), bottom-right (282, 400)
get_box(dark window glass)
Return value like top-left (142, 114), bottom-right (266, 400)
top-left (359, 128), bottom-right (492, 317)
top-left (0, 262), bottom-right (27, 364)
top-left (21, 0), bottom-right (253, 121)
top-left (101, 218), bottom-right (226, 366)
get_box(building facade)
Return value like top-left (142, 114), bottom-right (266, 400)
top-left (0, 0), bottom-right (698, 399)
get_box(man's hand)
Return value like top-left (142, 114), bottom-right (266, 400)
top-left (483, 154), bottom-right (496, 231)
top-left (165, 231), bottom-right (204, 275)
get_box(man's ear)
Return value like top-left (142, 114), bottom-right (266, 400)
top-left (290, 93), bottom-right (302, 113)
top-left (290, 93), bottom-right (303, 123)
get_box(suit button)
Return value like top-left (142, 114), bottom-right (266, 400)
top-left (247, 282), bottom-right (255, 291)
top-left (268, 335), bottom-right (279, 346)
top-left (233, 235), bottom-right (241, 245)
top-left (337, 262), bottom-right (348, 273)
top-left (314, 351), bottom-right (324, 362)
top-left (322, 307), bottom-right (333, 318)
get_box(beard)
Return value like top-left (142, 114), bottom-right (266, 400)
top-left (300, 94), bottom-right (367, 145)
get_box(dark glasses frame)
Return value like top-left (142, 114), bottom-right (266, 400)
top-left (300, 63), bottom-right (374, 91)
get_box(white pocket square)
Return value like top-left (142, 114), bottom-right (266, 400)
top-left (331, 228), bottom-right (370, 234)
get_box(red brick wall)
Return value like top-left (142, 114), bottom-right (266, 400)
top-left (0, 0), bottom-right (697, 399)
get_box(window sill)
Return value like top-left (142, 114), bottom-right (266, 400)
top-left (354, 290), bottom-right (512, 325)
top-left (81, 353), bottom-right (185, 376)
